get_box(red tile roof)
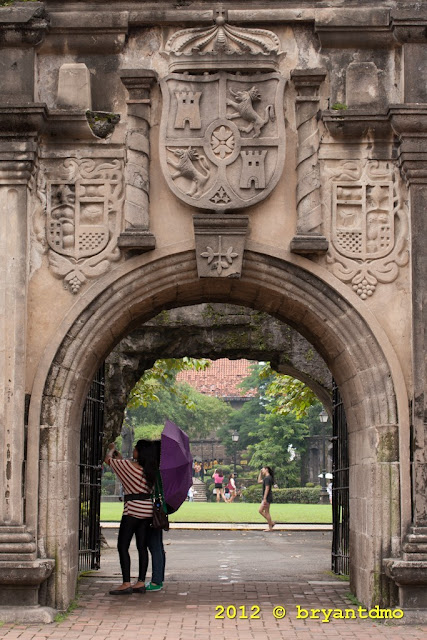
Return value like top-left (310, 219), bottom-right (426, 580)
top-left (177, 358), bottom-right (257, 398)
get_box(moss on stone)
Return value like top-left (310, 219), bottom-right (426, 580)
top-left (377, 431), bottom-right (397, 462)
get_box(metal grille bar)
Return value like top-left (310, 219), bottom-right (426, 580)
top-left (331, 381), bottom-right (350, 576)
top-left (78, 365), bottom-right (105, 571)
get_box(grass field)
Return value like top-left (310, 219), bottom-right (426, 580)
top-left (100, 502), bottom-right (332, 524)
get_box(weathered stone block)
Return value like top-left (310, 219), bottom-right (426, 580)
top-left (57, 63), bottom-right (92, 111)
top-left (346, 62), bottom-right (380, 107)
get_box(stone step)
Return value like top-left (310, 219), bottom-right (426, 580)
top-left (0, 542), bottom-right (36, 554)
top-left (0, 553), bottom-right (37, 562)
top-left (191, 481), bottom-right (207, 502)
top-left (0, 526), bottom-right (28, 534)
top-left (410, 526), bottom-right (427, 536)
top-left (406, 534), bottom-right (427, 544)
top-left (403, 552), bottom-right (427, 562)
top-left (403, 542), bottom-right (427, 554)
top-left (0, 532), bottom-right (34, 544)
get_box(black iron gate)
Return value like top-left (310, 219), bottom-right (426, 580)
top-left (79, 365), bottom-right (105, 571)
top-left (331, 381), bottom-right (350, 575)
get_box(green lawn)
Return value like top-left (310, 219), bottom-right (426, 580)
top-left (100, 501), bottom-right (332, 524)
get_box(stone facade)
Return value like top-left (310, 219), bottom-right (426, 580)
top-left (0, 0), bottom-right (426, 622)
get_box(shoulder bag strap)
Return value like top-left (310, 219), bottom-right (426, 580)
top-left (155, 472), bottom-right (168, 514)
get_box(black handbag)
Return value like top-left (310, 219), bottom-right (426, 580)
top-left (152, 475), bottom-right (169, 531)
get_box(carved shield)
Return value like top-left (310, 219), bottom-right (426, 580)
top-left (332, 182), bottom-right (395, 260)
top-left (160, 71), bottom-right (285, 211)
top-left (47, 179), bottom-right (110, 260)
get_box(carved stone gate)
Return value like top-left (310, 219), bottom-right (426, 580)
top-left (0, 0), bottom-right (426, 623)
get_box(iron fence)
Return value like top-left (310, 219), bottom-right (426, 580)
top-left (331, 381), bottom-right (350, 576)
top-left (79, 365), bottom-right (105, 571)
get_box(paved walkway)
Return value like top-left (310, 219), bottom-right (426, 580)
top-left (1, 531), bottom-right (426, 639)
top-left (0, 579), bottom-right (426, 640)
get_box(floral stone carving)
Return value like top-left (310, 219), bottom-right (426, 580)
top-left (33, 158), bottom-right (124, 293)
top-left (325, 160), bottom-right (409, 299)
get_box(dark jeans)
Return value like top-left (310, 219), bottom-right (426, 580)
top-left (147, 527), bottom-right (166, 584)
top-left (117, 515), bottom-right (151, 583)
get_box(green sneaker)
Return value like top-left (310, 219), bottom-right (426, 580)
top-left (146, 582), bottom-right (163, 592)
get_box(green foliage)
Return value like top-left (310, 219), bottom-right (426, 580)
top-left (242, 485), bottom-right (321, 504)
top-left (134, 423), bottom-right (163, 442)
top-left (217, 395), bottom-right (266, 454)
top-left (127, 358), bottom-right (210, 409)
top-left (128, 381), bottom-right (232, 440)
top-left (331, 103), bottom-right (348, 110)
top-left (261, 366), bottom-right (319, 419)
top-left (215, 362), bottom-right (330, 487)
top-left (248, 409), bottom-right (310, 486)
top-left (101, 471), bottom-right (116, 495)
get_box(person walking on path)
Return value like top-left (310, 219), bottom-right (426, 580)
top-left (258, 466), bottom-right (275, 531)
top-left (227, 473), bottom-right (237, 502)
top-left (212, 468), bottom-right (227, 503)
top-left (105, 440), bottom-right (158, 594)
top-left (327, 481), bottom-right (333, 504)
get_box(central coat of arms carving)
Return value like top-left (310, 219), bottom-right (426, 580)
top-left (160, 16), bottom-right (285, 212)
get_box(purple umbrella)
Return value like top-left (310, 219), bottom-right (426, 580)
top-left (160, 420), bottom-right (193, 511)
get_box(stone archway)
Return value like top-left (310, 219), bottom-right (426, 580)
top-left (27, 245), bottom-right (409, 611)
top-left (104, 303), bottom-right (332, 443)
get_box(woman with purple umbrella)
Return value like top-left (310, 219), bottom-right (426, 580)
top-left (104, 439), bottom-right (159, 594)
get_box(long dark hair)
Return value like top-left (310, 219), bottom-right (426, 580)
top-left (265, 466), bottom-right (275, 483)
top-left (134, 439), bottom-right (160, 486)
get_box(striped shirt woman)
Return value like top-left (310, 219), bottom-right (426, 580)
top-left (110, 458), bottom-right (153, 518)
top-left (105, 440), bottom-right (159, 595)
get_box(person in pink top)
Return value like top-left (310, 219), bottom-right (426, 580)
top-left (212, 468), bottom-right (227, 503)
top-left (104, 440), bottom-right (158, 595)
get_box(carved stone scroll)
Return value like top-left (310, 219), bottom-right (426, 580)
top-left (290, 69), bottom-right (329, 255)
top-left (193, 215), bottom-right (248, 278)
top-left (118, 70), bottom-right (157, 252)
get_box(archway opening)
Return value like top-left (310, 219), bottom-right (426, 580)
top-left (30, 249), bottom-right (404, 610)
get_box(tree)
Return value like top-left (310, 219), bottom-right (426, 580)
top-left (242, 362), bottom-right (319, 419)
top-left (248, 407), bottom-right (310, 487)
top-left (217, 396), bottom-right (266, 454)
top-left (128, 382), bottom-right (232, 440)
top-left (216, 361), bottom-right (329, 484)
top-left (127, 357), bottom-right (210, 409)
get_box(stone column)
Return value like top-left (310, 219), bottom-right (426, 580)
top-left (385, 105), bottom-right (427, 613)
top-left (290, 69), bottom-right (329, 255)
top-left (117, 69), bottom-right (157, 251)
top-left (0, 108), bottom-right (54, 621)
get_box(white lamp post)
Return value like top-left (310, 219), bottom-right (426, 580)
top-left (319, 408), bottom-right (329, 504)
top-left (231, 430), bottom-right (239, 477)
